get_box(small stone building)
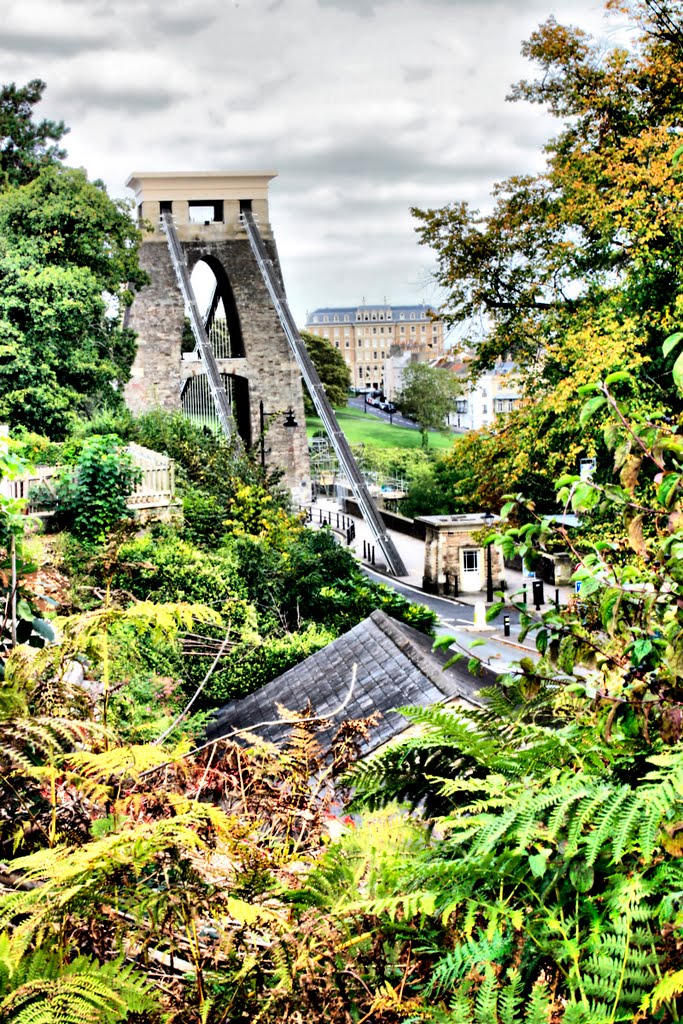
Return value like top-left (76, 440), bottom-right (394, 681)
top-left (417, 513), bottom-right (505, 595)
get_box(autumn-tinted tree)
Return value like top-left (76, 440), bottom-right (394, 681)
top-left (414, 4), bottom-right (683, 385)
top-left (0, 80), bottom-right (68, 189)
top-left (410, 1), bottom-right (683, 507)
top-left (301, 330), bottom-right (351, 413)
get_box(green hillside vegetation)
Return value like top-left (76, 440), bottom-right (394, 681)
top-left (307, 405), bottom-right (455, 450)
top-left (2, 3), bottom-right (683, 1019)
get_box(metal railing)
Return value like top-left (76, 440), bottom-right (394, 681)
top-left (241, 208), bottom-right (407, 577)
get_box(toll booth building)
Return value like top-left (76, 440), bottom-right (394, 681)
top-left (418, 514), bottom-right (505, 596)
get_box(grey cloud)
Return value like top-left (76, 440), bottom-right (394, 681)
top-left (152, 10), bottom-right (220, 37)
top-left (224, 73), bottom-right (298, 113)
top-left (59, 83), bottom-right (181, 114)
top-left (277, 141), bottom-right (515, 189)
top-left (403, 66), bottom-right (433, 83)
top-left (0, 28), bottom-right (112, 57)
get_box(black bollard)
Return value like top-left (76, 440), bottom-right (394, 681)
top-left (504, 614), bottom-right (510, 637)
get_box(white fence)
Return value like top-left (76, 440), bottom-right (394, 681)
top-left (0, 444), bottom-right (176, 515)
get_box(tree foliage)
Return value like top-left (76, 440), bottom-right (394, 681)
top-left (396, 362), bottom-right (461, 449)
top-left (0, 165), bottom-right (146, 437)
top-left (0, 80), bottom-right (67, 190)
top-left (300, 330), bottom-right (351, 413)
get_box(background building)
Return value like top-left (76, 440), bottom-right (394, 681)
top-left (304, 303), bottom-right (444, 391)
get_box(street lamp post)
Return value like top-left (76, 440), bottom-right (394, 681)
top-left (483, 510), bottom-right (494, 603)
top-left (259, 401), bottom-right (298, 469)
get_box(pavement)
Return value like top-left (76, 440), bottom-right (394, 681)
top-left (306, 495), bottom-right (574, 674)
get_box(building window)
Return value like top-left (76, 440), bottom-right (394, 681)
top-left (456, 400), bottom-right (468, 413)
top-left (399, 313), bottom-right (405, 320)
top-left (400, 326), bottom-right (405, 334)
top-left (372, 327), bottom-right (377, 334)
top-left (421, 325), bottom-right (426, 332)
top-left (410, 313), bottom-right (415, 320)
top-left (358, 339), bottom-right (362, 347)
top-left (335, 341), bottom-right (339, 348)
top-left (411, 326), bottom-right (416, 333)
top-left (344, 315), bottom-right (349, 322)
top-left (462, 549), bottom-right (479, 573)
top-left (345, 340), bottom-right (350, 348)
top-left (323, 315), bottom-right (329, 323)
top-left (482, 404), bottom-right (488, 415)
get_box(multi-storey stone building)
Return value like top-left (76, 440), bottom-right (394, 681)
top-left (304, 303), bottom-right (444, 391)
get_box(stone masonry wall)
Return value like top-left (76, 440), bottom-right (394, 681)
top-left (124, 235), bottom-right (310, 503)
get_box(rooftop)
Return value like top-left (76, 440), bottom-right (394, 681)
top-left (205, 610), bottom-right (489, 755)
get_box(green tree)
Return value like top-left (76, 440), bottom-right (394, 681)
top-left (395, 362), bottom-right (461, 449)
top-left (301, 331), bottom-right (351, 413)
top-left (0, 165), bottom-right (147, 436)
top-left (0, 80), bottom-right (67, 190)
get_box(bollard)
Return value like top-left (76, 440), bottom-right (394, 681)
top-left (522, 585), bottom-right (527, 606)
top-left (555, 588), bottom-right (560, 610)
top-left (371, 545), bottom-right (375, 565)
top-left (532, 579), bottom-right (544, 610)
top-left (504, 614), bottom-right (510, 637)
top-left (363, 540), bottom-right (367, 559)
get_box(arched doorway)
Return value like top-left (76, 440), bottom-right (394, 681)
top-left (180, 372), bottom-right (251, 445)
top-left (188, 256), bottom-right (246, 359)
top-left (181, 256), bottom-right (250, 442)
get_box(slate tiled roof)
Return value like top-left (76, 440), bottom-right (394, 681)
top-left (206, 610), bottom-right (491, 756)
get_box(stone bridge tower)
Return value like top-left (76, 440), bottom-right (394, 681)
top-left (124, 171), bottom-right (310, 503)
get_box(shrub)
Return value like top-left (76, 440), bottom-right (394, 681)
top-left (204, 623), bottom-right (337, 705)
top-left (51, 435), bottom-right (140, 543)
top-left (113, 533), bottom-right (250, 613)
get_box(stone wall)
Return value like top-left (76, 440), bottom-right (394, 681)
top-left (124, 235), bottom-right (310, 503)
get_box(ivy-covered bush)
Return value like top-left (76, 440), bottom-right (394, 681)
top-left (50, 434), bottom-right (140, 543)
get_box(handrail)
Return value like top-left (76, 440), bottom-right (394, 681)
top-left (240, 208), bottom-right (407, 577)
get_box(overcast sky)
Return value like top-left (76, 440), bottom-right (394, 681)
top-left (5, 0), bottom-right (630, 328)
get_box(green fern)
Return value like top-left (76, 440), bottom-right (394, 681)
top-left (0, 947), bottom-right (156, 1024)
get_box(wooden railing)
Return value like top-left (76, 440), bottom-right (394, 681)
top-left (0, 444), bottom-right (177, 515)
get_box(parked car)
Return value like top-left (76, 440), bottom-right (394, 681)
top-left (378, 399), bottom-right (396, 413)
top-left (365, 392), bottom-right (381, 406)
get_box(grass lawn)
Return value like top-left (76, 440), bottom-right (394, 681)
top-left (306, 406), bottom-right (455, 451)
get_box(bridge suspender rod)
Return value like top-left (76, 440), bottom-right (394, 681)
top-left (161, 212), bottom-right (239, 444)
top-left (241, 209), bottom-right (408, 578)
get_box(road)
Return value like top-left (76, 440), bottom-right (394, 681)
top-left (348, 394), bottom-right (418, 430)
top-left (361, 564), bottom-right (533, 675)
